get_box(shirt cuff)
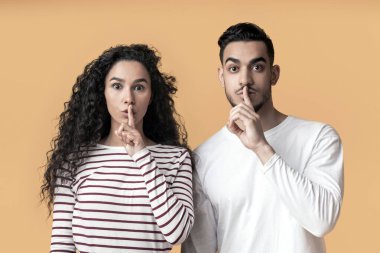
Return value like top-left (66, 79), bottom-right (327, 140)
top-left (131, 148), bottom-right (150, 164)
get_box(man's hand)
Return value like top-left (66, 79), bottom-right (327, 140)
top-left (227, 86), bottom-right (274, 163)
top-left (115, 104), bottom-right (145, 156)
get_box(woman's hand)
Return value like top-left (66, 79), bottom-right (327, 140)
top-left (115, 104), bottom-right (145, 156)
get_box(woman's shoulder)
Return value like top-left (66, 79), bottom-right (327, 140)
top-left (147, 144), bottom-right (189, 154)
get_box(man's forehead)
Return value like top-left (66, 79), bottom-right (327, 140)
top-left (223, 41), bottom-right (269, 63)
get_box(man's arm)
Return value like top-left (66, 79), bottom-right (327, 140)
top-left (229, 86), bottom-right (343, 237)
top-left (258, 126), bottom-right (343, 236)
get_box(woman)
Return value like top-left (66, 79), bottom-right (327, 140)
top-left (41, 44), bottom-right (194, 252)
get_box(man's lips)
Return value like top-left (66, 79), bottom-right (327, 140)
top-left (236, 90), bottom-right (256, 95)
top-left (236, 86), bottom-right (257, 95)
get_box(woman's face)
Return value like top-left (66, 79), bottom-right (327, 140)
top-left (104, 60), bottom-right (152, 133)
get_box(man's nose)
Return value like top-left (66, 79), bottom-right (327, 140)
top-left (239, 68), bottom-right (253, 86)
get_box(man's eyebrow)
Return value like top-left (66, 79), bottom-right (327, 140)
top-left (249, 57), bottom-right (267, 65)
top-left (224, 57), bottom-right (240, 65)
top-left (224, 57), bottom-right (267, 65)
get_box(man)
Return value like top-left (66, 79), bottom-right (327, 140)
top-left (182, 22), bottom-right (343, 253)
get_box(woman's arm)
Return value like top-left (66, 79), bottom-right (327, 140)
top-left (132, 148), bottom-right (194, 245)
top-left (50, 179), bottom-right (76, 253)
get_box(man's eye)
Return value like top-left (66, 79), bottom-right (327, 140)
top-left (112, 83), bottom-right (122, 89)
top-left (252, 64), bottom-right (263, 71)
top-left (228, 66), bottom-right (239, 72)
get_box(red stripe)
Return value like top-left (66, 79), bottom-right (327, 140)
top-left (55, 193), bottom-right (74, 197)
top-left (149, 150), bottom-right (181, 154)
top-left (162, 208), bottom-right (186, 237)
top-left (81, 152), bottom-right (128, 159)
top-left (50, 250), bottom-right (75, 253)
top-left (86, 178), bottom-right (144, 184)
top-left (150, 188), bottom-right (168, 202)
top-left (74, 207), bottom-right (153, 216)
top-left (73, 215), bottom-right (156, 225)
top-left (54, 202), bottom-right (75, 206)
top-left (171, 186), bottom-right (192, 196)
top-left (53, 210), bottom-right (73, 214)
top-left (51, 242), bottom-right (75, 246)
top-left (77, 200), bottom-right (150, 207)
top-left (72, 232), bottom-right (166, 242)
top-left (79, 185), bottom-right (146, 191)
top-left (175, 175), bottom-right (192, 181)
top-left (79, 192), bottom-right (148, 199)
top-left (134, 151), bottom-right (150, 162)
top-left (152, 194), bottom-right (175, 211)
top-left (75, 241), bottom-right (171, 251)
top-left (146, 174), bottom-right (162, 184)
top-left (142, 166), bottom-right (158, 176)
top-left (81, 159), bottom-right (134, 167)
top-left (173, 181), bottom-right (192, 190)
top-left (92, 171), bottom-right (142, 177)
top-left (52, 226), bottom-right (72, 230)
top-left (72, 224), bottom-right (161, 234)
top-left (156, 198), bottom-right (179, 219)
top-left (158, 205), bottom-right (184, 228)
top-left (172, 215), bottom-right (191, 244)
top-left (147, 181), bottom-right (166, 194)
top-left (76, 165), bottom-right (139, 176)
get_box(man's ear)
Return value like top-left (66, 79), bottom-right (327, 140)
top-left (218, 66), bottom-right (225, 87)
top-left (271, 65), bottom-right (280, 86)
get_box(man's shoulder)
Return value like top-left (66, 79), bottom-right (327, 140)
top-left (286, 116), bottom-right (340, 139)
top-left (194, 127), bottom-right (228, 155)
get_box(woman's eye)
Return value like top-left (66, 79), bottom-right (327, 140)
top-left (134, 85), bottom-right (145, 91)
top-left (112, 83), bottom-right (122, 90)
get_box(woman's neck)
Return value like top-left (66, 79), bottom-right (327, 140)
top-left (100, 125), bottom-right (156, 147)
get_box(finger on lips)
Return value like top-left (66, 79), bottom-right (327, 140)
top-left (243, 86), bottom-right (254, 109)
top-left (128, 104), bottom-right (135, 128)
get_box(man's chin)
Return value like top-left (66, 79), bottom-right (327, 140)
top-left (228, 100), bottom-right (264, 113)
top-left (254, 103), bottom-right (264, 112)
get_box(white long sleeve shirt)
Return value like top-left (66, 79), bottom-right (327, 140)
top-left (182, 116), bottom-right (343, 253)
top-left (50, 144), bottom-right (193, 253)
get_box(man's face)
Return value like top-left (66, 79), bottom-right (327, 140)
top-left (218, 41), bottom-right (279, 112)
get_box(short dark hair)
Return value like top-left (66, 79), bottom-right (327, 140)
top-left (218, 22), bottom-right (275, 65)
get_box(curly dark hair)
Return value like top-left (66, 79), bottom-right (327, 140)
top-left (41, 44), bottom-right (189, 213)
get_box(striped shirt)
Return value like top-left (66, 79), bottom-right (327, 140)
top-left (50, 144), bottom-right (194, 253)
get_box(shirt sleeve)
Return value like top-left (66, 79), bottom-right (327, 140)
top-left (50, 178), bottom-right (76, 253)
top-left (260, 125), bottom-right (344, 237)
top-left (181, 165), bottom-right (218, 253)
top-left (132, 148), bottom-right (194, 245)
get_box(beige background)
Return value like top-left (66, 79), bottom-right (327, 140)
top-left (0, 0), bottom-right (379, 252)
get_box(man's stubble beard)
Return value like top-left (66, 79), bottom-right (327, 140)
top-left (225, 88), bottom-right (271, 113)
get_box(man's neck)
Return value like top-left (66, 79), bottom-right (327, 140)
top-left (257, 102), bottom-right (287, 132)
